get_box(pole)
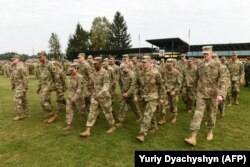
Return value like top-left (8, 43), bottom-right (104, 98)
top-left (139, 34), bottom-right (141, 57)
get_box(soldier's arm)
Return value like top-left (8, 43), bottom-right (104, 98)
top-left (218, 63), bottom-right (227, 98)
top-left (49, 63), bottom-right (61, 86)
top-left (10, 69), bottom-right (15, 90)
top-left (174, 71), bottom-right (182, 93)
top-left (127, 72), bottom-right (136, 96)
top-left (21, 65), bottom-right (29, 91)
top-left (156, 72), bottom-right (166, 99)
top-left (97, 70), bottom-right (110, 97)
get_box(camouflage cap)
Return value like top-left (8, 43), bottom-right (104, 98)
top-left (187, 57), bottom-right (195, 62)
top-left (87, 55), bottom-right (93, 59)
top-left (122, 54), bottom-right (129, 60)
top-left (232, 51), bottom-right (238, 56)
top-left (141, 55), bottom-right (151, 63)
top-left (103, 58), bottom-right (109, 62)
top-left (78, 53), bottom-right (86, 58)
top-left (11, 55), bottom-right (20, 60)
top-left (220, 56), bottom-right (226, 60)
top-left (180, 53), bottom-right (186, 57)
top-left (109, 56), bottom-right (115, 61)
top-left (166, 58), bottom-right (174, 64)
top-left (202, 46), bottom-right (213, 54)
top-left (37, 51), bottom-right (47, 57)
top-left (131, 56), bottom-right (138, 61)
top-left (93, 57), bottom-right (102, 64)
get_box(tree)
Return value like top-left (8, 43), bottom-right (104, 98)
top-left (109, 11), bottom-right (132, 50)
top-left (90, 17), bottom-right (110, 50)
top-left (48, 33), bottom-right (61, 60)
top-left (66, 23), bottom-right (90, 60)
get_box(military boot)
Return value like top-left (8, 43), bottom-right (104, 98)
top-left (136, 134), bottom-right (145, 142)
top-left (235, 98), bottom-right (239, 105)
top-left (115, 122), bottom-right (123, 128)
top-left (227, 99), bottom-right (232, 107)
top-left (171, 115), bottom-right (177, 123)
top-left (63, 124), bottom-right (73, 131)
top-left (158, 116), bottom-right (166, 125)
top-left (206, 129), bottom-right (213, 141)
top-left (47, 112), bottom-right (57, 124)
top-left (184, 131), bottom-right (197, 146)
top-left (107, 125), bottom-right (116, 134)
top-left (149, 127), bottom-right (158, 133)
top-left (80, 127), bottom-right (91, 137)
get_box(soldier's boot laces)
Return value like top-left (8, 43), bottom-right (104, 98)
top-left (171, 115), bottom-right (177, 123)
top-left (47, 112), bottom-right (57, 124)
top-left (136, 134), bottom-right (145, 142)
top-left (206, 129), bottom-right (213, 141)
top-left (107, 125), bottom-right (116, 134)
top-left (184, 132), bottom-right (197, 146)
top-left (80, 127), bottom-right (91, 137)
top-left (63, 124), bottom-right (73, 131)
top-left (158, 116), bottom-right (166, 125)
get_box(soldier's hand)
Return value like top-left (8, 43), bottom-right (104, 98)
top-left (123, 93), bottom-right (128, 97)
top-left (216, 95), bottom-right (223, 102)
top-left (170, 91), bottom-right (176, 96)
top-left (94, 95), bottom-right (100, 101)
top-left (160, 99), bottom-right (164, 104)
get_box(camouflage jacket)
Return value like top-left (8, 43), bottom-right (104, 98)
top-left (92, 68), bottom-right (111, 98)
top-left (183, 66), bottom-right (197, 88)
top-left (78, 61), bottom-right (92, 83)
top-left (142, 68), bottom-right (165, 101)
top-left (119, 70), bottom-right (136, 96)
top-left (195, 60), bottom-right (227, 98)
top-left (11, 62), bottom-right (29, 91)
top-left (161, 68), bottom-right (181, 93)
top-left (226, 60), bottom-right (244, 81)
top-left (67, 73), bottom-right (84, 99)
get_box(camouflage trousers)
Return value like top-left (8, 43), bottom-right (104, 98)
top-left (118, 95), bottom-right (142, 122)
top-left (218, 100), bottom-right (225, 116)
top-left (86, 97), bottom-right (115, 127)
top-left (190, 98), bottom-right (217, 131)
top-left (228, 80), bottom-right (240, 102)
top-left (40, 86), bottom-right (54, 116)
top-left (14, 90), bottom-right (30, 116)
top-left (55, 86), bottom-right (65, 111)
top-left (182, 87), bottom-right (196, 111)
top-left (65, 96), bottom-right (85, 124)
top-left (167, 93), bottom-right (178, 116)
top-left (140, 99), bottom-right (158, 136)
top-left (158, 99), bottom-right (168, 117)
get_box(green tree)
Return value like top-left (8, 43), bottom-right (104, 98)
top-left (90, 17), bottom-right (110, 50)
top-left (109, 11), bottom-right (132, 50)
top-left (66, 23), bottom-right (90, 60)
top-left (48, 33), bottom-right (61, 60)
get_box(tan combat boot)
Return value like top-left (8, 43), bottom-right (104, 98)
top-left (47, 112), bottom-right (57, 124)
top-left (187, 109), bottom-right (192, 114)
top-left (13, 115), bottom-right (27, 121)
top-left (158, 116), bottom-right (166, 125)
top-left (80, 127), bottom-right (91, 137)
top-left (107, 125), bottom-right (116, 134)
top-left (63, 124), bottom-right (73, 131)
top-left (184, 131), bottom-right (197, 146)
top-left (206, 129), bottom-right (213, 141)
top-left (115, 122), bottom-right (123, 128)
top-left (227, 98), bottom-right (232, 107)
top-left (136, 134), bottom-right (145, 142)
top-left (171, 115), bottom-right (177, 123)
top-left (149, 127), bottom-right (158, 134)
top-left (235, 98), bottom-right (239, 105)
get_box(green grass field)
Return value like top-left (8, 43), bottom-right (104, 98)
top-left (0, 76), bottom-right (249, 167)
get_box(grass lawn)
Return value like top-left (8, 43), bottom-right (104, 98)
top-left (0, 75), bottom-right (249, 167)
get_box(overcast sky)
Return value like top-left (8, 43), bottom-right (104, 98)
top-left (1, 0), bottom-right (250, 55)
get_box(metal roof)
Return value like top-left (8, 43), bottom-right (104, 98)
top-left (190, 43), bottom-right (250, 51)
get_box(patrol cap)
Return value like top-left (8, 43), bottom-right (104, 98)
top-left (37, 51), bottom-right (47, 57)
top-left (131, 57), bottom-right (138, 61)
top-left (220, 56), bottom-right (226, 60)
top-left (202, 46), bottom-right (213, 54)
top-left (166, 58), bottom-right (174, 64)
top-left (78, 53), bottom-right (86, 58)
top-left (87, 55), bottom-right (93, 59)
top-left (141, 55), bottom-right (151, 63)
top-left (69, 63), bottom-right (78, 71)
top-left (109, 56), bottom-right (115, 61)
top-left (11, 55), bottom-right (20, 60)
top-left (93, 57), bottom-right (102, 64)
top-left (232, 51), bottom-right (238, 56)
top-left (180, 53), bottom-right (186, 57)
top-left (212, 52), bottom-right (219, 58)
top-left (187, 57), bottom-right (195, 62)
top-left (103, 58), bottom-right (109, 62)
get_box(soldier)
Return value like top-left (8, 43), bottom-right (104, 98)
top-left (160, 58), bottom-right (181, 124)
top-left (11, 55), bottom-right (30, 120)
top-left (226, 51), bottom-right (244, 106)
top-left (80, 57), bottom-right (116, 137)
top-left (244, 57), bottom-right (250, 87)
top-left (115, 64), bottom-right (142, 127)
top-left (109, 57), bottom-right (120, 82)
top-left (78, 53), bottom-right (92, 113)
top-left (182, 57), bottom-right (197, 113)
top-left (136, 55), bottom-right (165, 142)
top-left (184, 46), bottom-right (227, 146)
top-left (36, 51), bottom-right (62, 123)
top-left (63, 64), bottom-right (86, 131)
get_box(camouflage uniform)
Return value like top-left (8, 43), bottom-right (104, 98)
top-left (161, 62), bottom-right (181, 118)
top-left (85, 67), bottom-right (115, 128)
top-left (226, 55), bottom-right (244, 105)
top-left (11, 60), bottom-right (30, 118)
top-left (182, 60), bottom-right (197, 112)
top-left (65, 72), bottom-right (85, 125)
top-left (37, 59), bottom-right (62, 118)
top-left (118, 67), bottom-right (142, 123)
top-left (244, 58), bottom-right (250, 87)
top-left (139, 57), bottom-right (165, 136)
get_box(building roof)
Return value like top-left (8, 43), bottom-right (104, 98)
top-left (190, 43), bottom-right (250, 51)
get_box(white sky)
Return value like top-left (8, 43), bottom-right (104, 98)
top-left (1, 0), bottom-right (250, 55)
